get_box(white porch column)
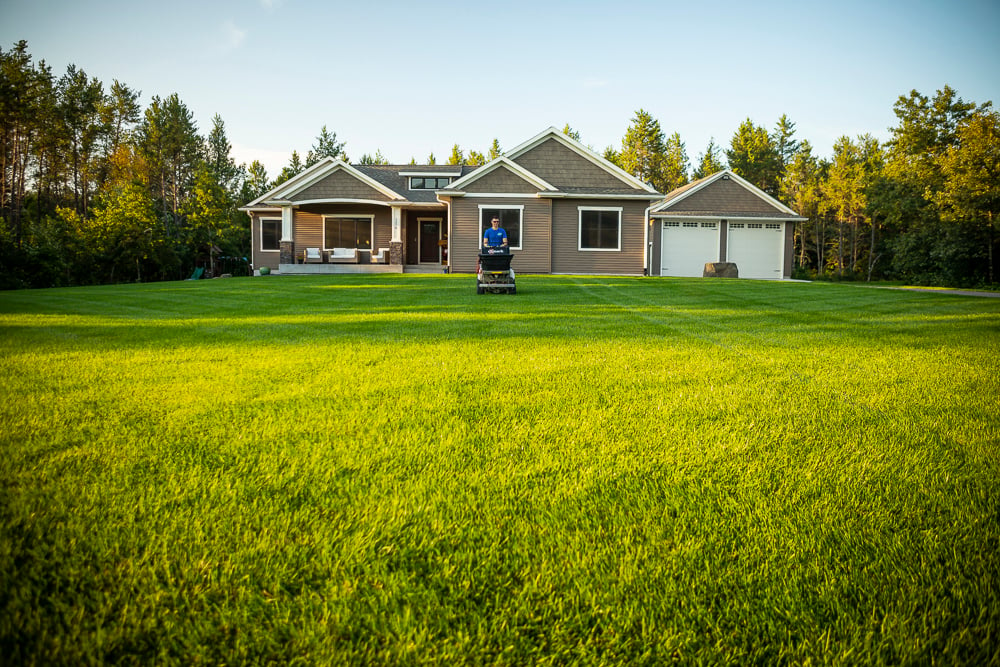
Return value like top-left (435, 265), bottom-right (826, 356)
top-left (281, 205), bottom-right (294, 242)
top-left (390, 205), bottom-right (404, 265)
top-left (391, 206), bottom-right (403, 243)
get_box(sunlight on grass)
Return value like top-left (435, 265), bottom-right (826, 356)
top-left (1, 275), bottom-right (998, 664)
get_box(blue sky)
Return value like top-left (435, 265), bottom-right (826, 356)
top-left (3, 0), bottom-right (998, 177)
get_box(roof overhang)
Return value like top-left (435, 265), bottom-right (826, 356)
top-left (541, 192), bottom-right (664, 200)
top-left (398, 170), bottom-right (462, 177)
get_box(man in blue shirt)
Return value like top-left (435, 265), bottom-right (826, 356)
top-left (483, 216), bottom-right (508, 249)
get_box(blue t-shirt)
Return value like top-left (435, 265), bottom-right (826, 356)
top-left (484, 227), bottom-right (507, 247)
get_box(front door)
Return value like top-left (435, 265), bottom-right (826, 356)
top-left (419, 218), bottom-right (441, 264)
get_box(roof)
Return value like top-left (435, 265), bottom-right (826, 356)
top-left (355, 164), bottom-right (479, 203)
top-left (238, 128), bottom-right (666, 211)
top-left (442, 127), bottom-right (661, 199)
top-left (240, 160), bottom-right (480, 209)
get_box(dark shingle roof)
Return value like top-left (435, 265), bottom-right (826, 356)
top-left (354, 165), bottom-right (480, 202)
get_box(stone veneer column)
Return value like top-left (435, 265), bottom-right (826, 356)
top-left (279, 204), bottom-right (294, 265)
top-left (390, 206), bottom-right (403, 266)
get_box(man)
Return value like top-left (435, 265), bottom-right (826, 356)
top-left (483, 215), bottom-right (508, 249)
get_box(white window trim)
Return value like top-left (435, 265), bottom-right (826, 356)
top-left (260, 217), bottom-right (281, 252)
top-left (578, 206), bottom-right (622, 252)
top-left (322, 214), bottom-right (375, 250)
top-left (478, 204), bottom-right (524, 251)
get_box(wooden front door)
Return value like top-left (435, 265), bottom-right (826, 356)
top-left (419, 218), bottom-right (441, 264)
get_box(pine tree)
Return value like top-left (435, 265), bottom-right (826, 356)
top-left (359, 150), bottom-right (388, 165)
top-left (693, 138), bottom-right (725, 180)
top-left (662, 132), bottom-right (689, 193)
top-left (205, 114), bottom-right (239, 193)
top-left (618, 109), bottom-right (667, 190)
top-left (487, 139), bottom-right (502, 160)
top-left (561, 124), bottom-right (581, 142)
top-left (306, 125), bottom-right (346, 166)
top-left (772, 114), bottom-right (800, 178)
top-left (726, 118), bottom-right (780, 196)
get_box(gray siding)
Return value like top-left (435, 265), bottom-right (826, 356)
top-left (448, 197), bottom-right (551, 274)
top-left (252, 212), bottom-right (281, 271)
top-left (551, 199), bottom-right (647, 275)
top-left (513, 139), bottom-right (638, 190)
top-left (291, 170), bottom-right (393, 203)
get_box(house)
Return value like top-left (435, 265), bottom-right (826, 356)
top-left (649, 170), bottom-right (807, 280)
top-left (241, 128), bottom-right (662, 276)
top-left (240, 128), bottom-right (806, 279)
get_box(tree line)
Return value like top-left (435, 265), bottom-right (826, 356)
top-left (3, 39), bottom-right (997, 288)
top-left (600, 93), bottom-right (998, 286)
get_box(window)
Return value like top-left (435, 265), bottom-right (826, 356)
top-left (410, 177), bottom-right (452, 190)
top-left (766, 223), bottom-right (782, 230)
top-left (261, 219), bottom-right (281, 251)
top-left (324, 216), bottom-right (373, 249)
top-left (479, 206), bottom-right (523, 250)
top-left (579, 207), bottom-right (621, 251)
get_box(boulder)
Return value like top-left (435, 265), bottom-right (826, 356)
top-left (703, 262), bottom-right (739, 278)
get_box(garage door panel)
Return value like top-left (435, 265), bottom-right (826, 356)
top-left (727, 222), bottom-right (784, 280)
top-left (660, 221), bottom-right (720, 277)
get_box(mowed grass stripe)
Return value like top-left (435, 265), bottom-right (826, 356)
top-left (1, 274), bottom-right (998, 665)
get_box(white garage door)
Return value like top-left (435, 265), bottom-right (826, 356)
top-left (727, 222), bottom-right (784, 280)
top-left (660, 221), bottom-right (720, 277)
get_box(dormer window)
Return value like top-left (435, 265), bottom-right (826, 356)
top-left (409, 176), bottom-right (452, 190)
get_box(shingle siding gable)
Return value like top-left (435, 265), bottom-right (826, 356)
top-left (666, 179), bottom-right (786, 216)
top-left (290, 169), bottom-right (393, 202)
top-left (462, 166), bottom-right (539, 193)
top-left (513, 139), bottom-right (640, 191)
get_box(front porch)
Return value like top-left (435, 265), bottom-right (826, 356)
top-left (272, 263), bottom-right (448, 275)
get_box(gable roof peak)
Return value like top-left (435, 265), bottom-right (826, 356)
top-left (507, 127), bottom-right (658, 194)
top-left (652, 168), bottom-right (802, 217)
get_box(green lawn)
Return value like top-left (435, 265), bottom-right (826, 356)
top-left (1, 274), bottom-right (998, 665)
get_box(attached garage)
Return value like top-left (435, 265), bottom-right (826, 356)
top-left (648, 170), bottom-right (805, 279)
top-left (726, 222), bottom-right (785, 280)
top-left (660, 220), bottom-right (720, 277)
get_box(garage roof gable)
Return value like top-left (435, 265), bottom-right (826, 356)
top-left (651, 170), bottom-right (806, 220)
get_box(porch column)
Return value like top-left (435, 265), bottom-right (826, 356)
top-left (279, 205), bottom-right (295, 265)
top-left (390, 206), bottom-right (403, 265)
